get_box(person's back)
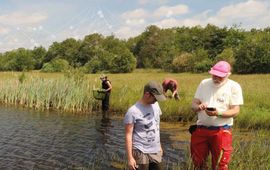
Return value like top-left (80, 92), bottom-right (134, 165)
top-left (162, 78), bottom-right (179, 100)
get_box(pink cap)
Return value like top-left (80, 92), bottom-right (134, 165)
top-left (209, 61), bottom-right (231, 77)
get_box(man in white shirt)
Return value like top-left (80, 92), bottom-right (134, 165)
top-left (191, 61), bottom-right (243, 170)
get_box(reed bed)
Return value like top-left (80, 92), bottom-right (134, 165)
top-left (0, 72), bottom-right (95, 113)
top-left (0, 71), bottom-right (269, 129)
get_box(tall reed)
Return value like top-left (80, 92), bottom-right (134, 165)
top-left (0, 71), bottom-right (269, 129)
top-left (0, 72), bottom-right (95, 113)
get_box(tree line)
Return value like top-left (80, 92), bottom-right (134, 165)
top-left (1, 24), bottom-right (270, 74)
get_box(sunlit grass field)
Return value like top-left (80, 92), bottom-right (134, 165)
top-left (0, 69), bottom-right (269, 129)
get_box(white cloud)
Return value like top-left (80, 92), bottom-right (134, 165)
top-left (121, 8), bottom-right (148, 19)
top-left (151, 0), bottom-right (270, 30)
top-left (138, 0), bottom-right (168, 5)
top-left (218, 0), bottom-right (267, 18)
top-left (181, 19), bottom-right (203, 27)
top-left (152, 18), bottom-right (180, 28)
top-left (153, 4), bottom-right (189, 18)
top-left (0, 11), bottom-right (47, 26)
top-left (138, 0), bottom-right (150, 5)
top-left (115, 26), bottom-right (142, 39)
top-left (126, 18), bottom-right (145, 26)
top-left (0, 26), bottom-right (10, 34)
top-left (121, 4), bottom-right (189, 26)
top-left (153, 18), bottom-right (203, 28)
top-left (121, 8), bottom-right (148, 26)
top-left (206, 0), bottom-right (270, 28)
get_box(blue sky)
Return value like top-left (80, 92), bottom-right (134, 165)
top-left (1, 0), bottom-right (270, 52)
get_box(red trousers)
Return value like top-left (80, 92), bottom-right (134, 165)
top-left (191, 127), bottom-right (233, 170)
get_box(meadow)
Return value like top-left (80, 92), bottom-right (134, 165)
top-left (0, 69), bottom-right (269, 130)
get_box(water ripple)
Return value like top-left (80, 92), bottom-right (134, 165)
top-left (0, 107), bottom-right (188, 169)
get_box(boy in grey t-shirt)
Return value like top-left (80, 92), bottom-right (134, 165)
top-left (124, 81), bottom-right (166, 170)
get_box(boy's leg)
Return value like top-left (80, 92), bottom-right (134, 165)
top-left (132, 149), bottom-right (149, 170)
top-left (149, 162), bottom-right (163, 170)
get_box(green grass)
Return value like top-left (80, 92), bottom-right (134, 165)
top-left (85, 131), bottom-right (270, 169)
top-left (230, 130), bottom-right (270, 170)
top-left (0, 70), bottom-right (269, 129)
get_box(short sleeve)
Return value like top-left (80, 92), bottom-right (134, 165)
top-left (123, 109), bottom-right (135, 124)
top-left (194, 81), bottom-right (203, 100)
top-left (231, 83), bottom-right (244, 105)
top-left (154, 102), bottom-right (162, 116)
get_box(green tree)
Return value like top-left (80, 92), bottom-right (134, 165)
top-left (41, 58), bottom-right (70, 72)
top-left (203, 24), bottom-right (228, 59)
top-left (1, 48), bottom-right (34, 71)
top-left (44, 38), bottom-right (80, 67)
top-left (83, 47), bottom-right (114, 73)
top-left (192, 48), bottom-right (212, 73)
top-left (134, 26), bottom-right (180, 69)
top-left (171, 52), bottom-right (193, 72)
top-left (44, 42), bottom-right (62, 63)
top-left (136, 25), bottom-right (161, 68)
top-left (176, 26), bottom-right (204, 52)
top-left (32, 46), bottom-right (47, 69)
top-left (110, 52), bottom-right (136, 73)
top-left (77, 33), bottom-right (104, 66)
top-left (216, 48), bottom-right (235, 67)
top-left (83, 35), bottom-right (136, 73)
top-left (224, 26), bottom-right (245, 48)
top-left (234, 32), bottom-right (270, 73)
top-left (103, 35), bottom-right (136, 73)
top-left (60, 38), bottom-right (81, 67)
top-left (0, 51), bottom-right (12, 71)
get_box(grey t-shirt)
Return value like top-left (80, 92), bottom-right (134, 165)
top-left (124, 101), bottom-right (162, 153)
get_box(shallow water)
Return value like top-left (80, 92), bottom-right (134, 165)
top-left (0, 107), bottom-right (190, 169)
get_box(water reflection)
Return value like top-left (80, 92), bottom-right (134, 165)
top-left (97, 112), bottom-right (114, 135)
top-left (88, 112), bottom-right (125, 169)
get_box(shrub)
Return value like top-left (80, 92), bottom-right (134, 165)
top-left (172, 53), bottom-right (193, 72)
top-left (41, 58), bottom-right (70, 72)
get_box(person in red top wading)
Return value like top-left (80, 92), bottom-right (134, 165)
top-left (190, 61), bottom-right (244, 170)
top-left (162, 78), bottom-right (180, 100)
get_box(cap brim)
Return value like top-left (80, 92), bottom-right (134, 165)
top-left (153, 94), bottom-right (166, 101)
top-left (209, 69), bottom-right (227, 77)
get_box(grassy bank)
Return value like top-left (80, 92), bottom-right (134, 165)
top-left (0, 70), bottom-right (269, 129)
top-left (89, 130), bottom-right (270, 169)
top-left (175, 130), bottom-right (270, 170)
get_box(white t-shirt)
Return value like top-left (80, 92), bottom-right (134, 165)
top-left (194, 78), bottom-right (243, 126)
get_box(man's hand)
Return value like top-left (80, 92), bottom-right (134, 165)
top-left (191, 98), bottom-right (207, 112)
top-left (128, 157), bottom-right (137, 170)
top-left (205, 109), bottom-right (218, 117)
top-left (198, 103), bottom-right (208, 111)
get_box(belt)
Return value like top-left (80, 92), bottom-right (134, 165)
top-left (197, 124), bottom-right (231, 130)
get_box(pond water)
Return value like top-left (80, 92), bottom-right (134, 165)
top-left (0, 107), bottom-right (190, 169)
